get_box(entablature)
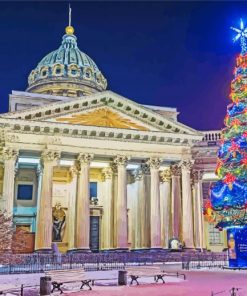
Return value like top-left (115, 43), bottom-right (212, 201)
top-left (0, 117), bottom-right (202, 147)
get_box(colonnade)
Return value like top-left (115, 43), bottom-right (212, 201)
top-left (0, 147), bottom-right (206, 251)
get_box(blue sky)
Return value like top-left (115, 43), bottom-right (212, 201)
top-left (0, 1), bottom-right (245, 130)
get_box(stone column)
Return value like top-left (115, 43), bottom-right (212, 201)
top-left (102, 167), bottom-right (114, 250)
top-left (170, 164), bottom-right (182, 241)
top-left (147, 157), bottom-right (161, 249)
top-left (141, 164), bottom-right (151, 249)
top-left (35, 150), bottom-right (60, 251)
top-left (1, 148), bottom-right (18, 215)
top-left (128, 171), bottom-right (139, 250)
top-left (132, 171), bottom-right (142, 249)
top-left (192, 170), bottom-right (205, 250)
top-left (180, 160), bottom-right (194, 248)
top-left (75, 153), bottom-right (93, 251)
top-left (113, 155), bottom-right (129, 250)
top-left (68, 165), bottom-right (78, 251)
top-left (160, 169), bottom-right (171, 249)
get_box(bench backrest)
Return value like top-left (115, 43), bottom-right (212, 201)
top-left (45, 268), bottom-right (86, 282)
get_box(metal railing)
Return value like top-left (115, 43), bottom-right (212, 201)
top-left (182, 252), bottom-right (228, 270)
top-left (211, 287), bottom-right (243, 296)
top-left (0, 251), bottom-right (227, 274)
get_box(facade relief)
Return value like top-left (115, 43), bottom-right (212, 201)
top-left (55, 107), bottom-right (150, 131)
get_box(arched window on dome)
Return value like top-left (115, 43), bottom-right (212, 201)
top-left (40, 66), bottom-right (49, 79)
top-left (84, 67), bottom-right (92, 80)
top-left (53, 64), bottom-right (64, 77)
top-left (28, 70), bottom-right (36, 85)
top-left (68, 64), bottom-right (80, 77)
top-left (96, 73), bottom-right (102, 84)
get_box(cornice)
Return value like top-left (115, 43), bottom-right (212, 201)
top-left (0, 117), bottom-right (202, 146)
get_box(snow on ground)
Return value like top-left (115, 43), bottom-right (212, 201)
top-left (1, 267), bottom-right (247, 296)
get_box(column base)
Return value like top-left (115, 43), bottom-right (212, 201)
top-left (194, 248), bottom-right (206, 252)
top-left (35, 248), bottom-right (53, 254)
top-left (183, 247), bottom-right (196, 252)
top-left (101, 249), bottom-right (117, 252)
top-left (70, 248), bottom-right (91, 253)
top-left (113, 248), bottom-right (129, 252)
top-left (131, 248), bottom-right (150, 252)
top-left (67, 248), bottom-right (77, 254)
top-left (149, 247), bottom-right (163, 251)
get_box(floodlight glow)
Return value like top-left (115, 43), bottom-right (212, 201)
top-left (90, 162), bottom-right (109, 168)
top-left (18, 157), bottom-right (40, 164)
top-left (59, 159), bottom-right (75, 166)
top-left (126, 164), bottom-right (139, 170)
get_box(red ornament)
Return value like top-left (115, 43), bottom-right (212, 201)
top-left (229, 141), bottom-right (240, 152)
top-left (223, 173), bottom-right (236, 185)
top-left (231, 119), bottom-right (241, 127)
top-left (242, 156), bottom-right (247, 165)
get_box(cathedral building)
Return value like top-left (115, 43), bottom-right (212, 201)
top-left (0, 23), bottom-right (226, 253)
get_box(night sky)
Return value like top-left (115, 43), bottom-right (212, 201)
top-left (0, 1), bottom-right (245, 130)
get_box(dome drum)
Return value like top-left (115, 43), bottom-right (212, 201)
top-left (26, 31), bottom-right (107, 97)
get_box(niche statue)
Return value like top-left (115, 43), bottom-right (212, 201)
top-left (52, 202), bottom-right (66, 242)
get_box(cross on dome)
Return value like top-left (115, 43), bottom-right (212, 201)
top-left (65, 4), bottom-right (74, 35)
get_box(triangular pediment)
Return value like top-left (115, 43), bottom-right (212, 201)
top-left (0, 90), bottom-right (201, 136)
top-left (53, 107), bottom-right (150, 131)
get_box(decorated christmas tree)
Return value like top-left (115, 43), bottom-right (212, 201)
top-left (204, 19), bottom-right (247, 230)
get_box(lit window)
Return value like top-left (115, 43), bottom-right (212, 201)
top-left (90, 182), bottom-right (97, 199)
top-left (208, 224), bottom-right (222, 245)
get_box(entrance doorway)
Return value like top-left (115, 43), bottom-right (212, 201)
top-left (90, 216), bottom-right (100, 252)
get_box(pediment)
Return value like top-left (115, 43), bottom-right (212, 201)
top-left (0, 90), bottom-right (201, 136)
top-left (53, 107), bottom-right (150, 131)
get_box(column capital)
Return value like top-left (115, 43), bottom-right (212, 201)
top-left (36, 165), bottom-right (43, 178)
top-left (170, 164), bottom-right (181, 176)
top-left (160, 169), bottom-right (171, 183)
top-left (113, 155), bottom-right (129, 167)
top-left (134, 169), bottom-right (144, 181)
top-left (69, 165), bottom-right (79, 178)
top-left (41, 149), bottom-right (60, 164)
top-left (2, 147), bottom-right (19, 161)
top-left (102, 167), bottom-right (113, 180)
top-left (77, 153), bottom-right (94, 167)
top-left (140, 163), bottom-right (150, 175)
top-left (146, 157), bottom-right (161, 170)
top-left (191, 170), bottom-right (203, 183)
top-left (179, 159), bottom-right (194, 171)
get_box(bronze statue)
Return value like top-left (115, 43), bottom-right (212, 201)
top-left (52, 202), bottom-right (66, 242)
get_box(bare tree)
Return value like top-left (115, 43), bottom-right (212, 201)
top-left (0, 211), bottom-right (14, 253)
top-left (0, 211), bottom-right (27, 264)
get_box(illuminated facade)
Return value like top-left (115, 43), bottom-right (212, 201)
top-left (0, 24), bottom-right (226, 253)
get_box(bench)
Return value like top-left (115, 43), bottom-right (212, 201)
top-left (45, 268), bottom-right (92, 293)
top-left (160, 264), bottom-right (186, 280)
top-left (126, 266), bottom-right (166, 285)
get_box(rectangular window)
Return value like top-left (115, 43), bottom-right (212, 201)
top-left (17, 184), bottom-right (33, 200)
top-left (208, 223), bottom-right (222, 245)
top-left (90, 182), bottom-right (97, 199)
